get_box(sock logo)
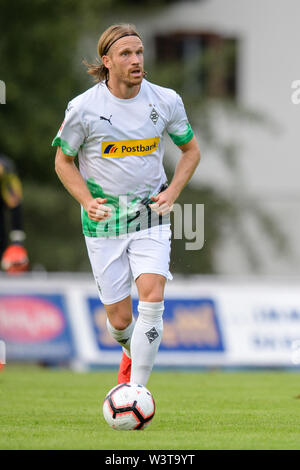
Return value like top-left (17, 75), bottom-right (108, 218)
top-left (145, 327), bottom-right (159, 344)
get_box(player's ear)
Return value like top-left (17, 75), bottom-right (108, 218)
top-left (102, 55), bottom-right (111, 70)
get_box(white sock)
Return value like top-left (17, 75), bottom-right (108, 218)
top-left (130, 301), bottom-right (164, 386)
top-left (106, 317), bottom-right (135, 358)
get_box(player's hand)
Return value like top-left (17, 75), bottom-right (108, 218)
top-left (86, 198), bottom-right (112, 222)
top-left (149, 190), bottom-right (174, 215)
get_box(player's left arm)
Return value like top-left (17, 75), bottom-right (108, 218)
top-left (150, 136), bottom-right (200, 214)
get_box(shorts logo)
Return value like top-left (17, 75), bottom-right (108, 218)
top-left (96, 281), bottom-right (102, 294)
top-left (102, 137), bottom-right (160, 158)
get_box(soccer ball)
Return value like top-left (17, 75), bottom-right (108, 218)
top-left (103, 383), bottom-right (155, 430)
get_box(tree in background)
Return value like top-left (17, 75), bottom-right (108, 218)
top-left (147, 34), bottom-right (288, 274)
top-left (0, 0), bottom-right (288, 273)
top-left (0, 0), bottom-right (113, 271)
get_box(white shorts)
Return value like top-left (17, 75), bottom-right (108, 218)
top-left (85, 224), bottom-right (172, 305)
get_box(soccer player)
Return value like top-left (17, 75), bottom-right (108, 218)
top-left (52, 24), bottom-right (200, 386)
top-left (0, 153), bottom-right (29, 274)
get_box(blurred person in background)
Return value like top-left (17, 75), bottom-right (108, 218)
top-left (0, 153), bottom-right (29, 274)
top-left (53, 23), bottom-right (200, 386)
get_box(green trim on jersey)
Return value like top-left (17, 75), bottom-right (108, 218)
top-left (168, 123), bottom-right (194, 146)
top-left (51, 137), bottom-right (78, 157)
top-left (82, 178), bottom-right (169, 237)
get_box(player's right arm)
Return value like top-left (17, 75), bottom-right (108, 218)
top-left (55, 147), bottom-right (112, 222)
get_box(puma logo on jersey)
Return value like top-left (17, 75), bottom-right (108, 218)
top-left (102, 137), bottom-right (160, 157)
top-left (100, 114), bottom-right (112, 125)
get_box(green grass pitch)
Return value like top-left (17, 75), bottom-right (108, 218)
top-left (1, 365), bottom-right (300, 450)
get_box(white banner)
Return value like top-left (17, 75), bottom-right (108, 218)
top-left (1, 274), bottom-right (300, 368)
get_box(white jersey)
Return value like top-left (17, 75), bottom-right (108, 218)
top-left (52, 79), bottom-right (193, 237)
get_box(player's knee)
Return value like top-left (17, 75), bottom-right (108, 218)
top-left (108, 316), bottom-right (132, 331)
top-left (136, 274), bottom-right (166, 302)
top-left (138, 284), bottom-right (165, 302)
top-left (139, 292), bottom-right (164, 302)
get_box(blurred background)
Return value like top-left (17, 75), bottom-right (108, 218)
top-left (1, 0), bottom-right (300, 370)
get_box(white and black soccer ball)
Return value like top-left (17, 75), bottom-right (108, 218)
top-left (103, 383), bottom-right (155, 430)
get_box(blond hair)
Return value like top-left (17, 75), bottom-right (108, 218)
top-left (83, 24), bottom-right (143, 83)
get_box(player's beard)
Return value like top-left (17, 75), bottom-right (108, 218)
top-left (117, 67), bottom-right (144, 88)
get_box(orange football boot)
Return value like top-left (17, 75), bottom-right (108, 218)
top-left (117, 352), bottom-right (132, 384)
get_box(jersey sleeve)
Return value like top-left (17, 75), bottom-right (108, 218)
top-left (51, 104), bottom-right (86, 157)
top-left (166, 93), bottom-right (194, 146)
